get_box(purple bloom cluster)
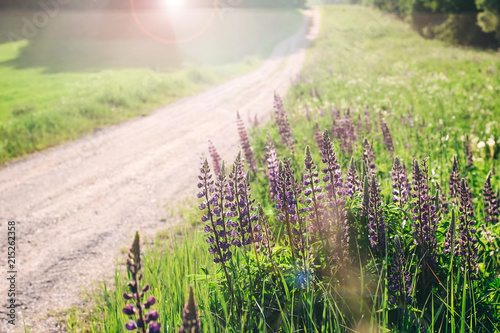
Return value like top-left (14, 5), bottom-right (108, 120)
top-left (362, 138), bottom-right (376, 175)
top-left (465, 135), bottom-right (474, 168)
top-left (274, 92), bottom-right (295, 154)
top-left (443, 209), bottom-right (456, 255)
top-left (198, 160), bottom-right (232, 263)
top-left (389, 236), bottom-right (412, 306)
top-left (236, 112), bottom-right (257, 172)
top-left (303, 146), bottom-right (325, 235)
top-left (367, 175), bottom-right (385, 251)
top-left (331, 110), bottom-right (357, 154)
top-left (228, 153), bottom-right (260, 247)
top-left (380, 117), bottom-right (395, 153)
top-left (449, 156), bottom-right (461, 201)
top-left (179, 286), bottom-right (200, 333)
top-left (364, 106), bottom-right (371, 134)
top-left (265, 135), bottom-right (279, 201)
top-left (208, 140), bottom-right (221, 176)
top-left (391, 158), bottom-right (409, 207)
top-left (123, 232), bottom-right (161, 333)
top-left (314, 122), bottom-right (323, 154)
top-left (456, 178), bottom-right (479, 280)
top-left (345, 157), bottom-right (360, 199)
top-left (410, 158), bottom-right (438, 267)
top-left (257, 203), bottom-right (275, 259)
top-left (483, 171), bottom-right (499, 225)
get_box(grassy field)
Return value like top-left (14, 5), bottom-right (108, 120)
top-left (66, 5), bottom-right (500, 333)
top-left (0, 9), bottom-right (302, 164)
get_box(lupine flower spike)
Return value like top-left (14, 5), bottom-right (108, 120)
top-left (362, 138), bottom-right (376, 175)
top-left (380, 118), bottom-right (395, 153)
top-left (236, 112), bottom-right (257, 172)
top-left (123, 232), bottom-right (160, 333)
top-left (257, 203), bottom-right (275, 260)
top-left (465, 135), bottom-right (474, 168)
top-left (265, 135), bottom-right (279, 201)
top-left (368, 175), bottom-right (385, 252)
top-left (345, 157), bottom-right (360, 199)
top-left (314, 122), bottom-right (323, 154)
top-left (410, 158), bottom-right (438, 267)
top-left (303, 146), bottom-right (326, 246)
top-left (449, 156), bottom-right (461, 201)
top-left (179, 286), bottom-right (200, 333)
top-left (483, 171), bottom-right (499, 225)
top-left (389, 235), bottom-right (412, 306)
top-left (208, 140), bottom-right (222, 176)
top-left (198, 159), bottom-right (235, 300)
top-left (273, 92), bottom-right (295, 154)
top-left (456, 178), bottom-right (479, 280)
top-left (391, 158), bottom-right (409, 207)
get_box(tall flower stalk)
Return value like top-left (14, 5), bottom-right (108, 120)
top-left (208, 140), bottom-right (222, 176)
top-left (368, 175), bottom-right (385, 252)
top-left (483, 171), bottom-right (499, 225)
top-left (389, 235), bottom-right (412, 306)
top-left (197, 159), bottom-right (234, 300)
top-left (345, 157), bottom-right (360, 199)
top-left (363, 138), bottom-right (376, 175)
top-left (449, 156), bottom-right (461, 201)
top-left (410, 158), bottom-right (438, 268)
top-left (265, 134), bottom-right (279, 201)
top-left (123, 232), bottom-right (161, 333)
top-left (274, 92), bottom-right (295, 154)
top-left (236, 112), bottom-right (257, 172)
top-left (391, 158), bottom-right (409, 207)
top-left (179, 286), bottom-right (200, 333)
top-left (380, 117), bottom-right (395, 153)
top-left (456, 178), bottom-right (479, 280)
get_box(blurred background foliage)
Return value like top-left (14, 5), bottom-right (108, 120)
top-left (346, 0), bottom-right (500, 47)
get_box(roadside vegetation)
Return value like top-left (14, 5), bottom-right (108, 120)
top-left (67, 5), bottom-right (499, 333)
top-left (0, 9), bottom-right (302, 164)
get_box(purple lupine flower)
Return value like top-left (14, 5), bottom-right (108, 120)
top-left (198, 159), bottom-right (235, 299)
top-left (364, 106), bottom-right (371, 134)
top-left (257, 203), bottom-right (275, 260)
top-left (443, 209), bottom-right (456, 255)
top-left (449, 156), bottom-right (461, 201)
top-left (380, 117), bottom-right (395, 153)
top-left (178, 286), bottom-right (200, 333)
top-left (391, 158), bottom-right (409, 207)
top-left (465, 135), bottom-right (474, 168)
top-left (274, 92), bottom-right (295, 154)
top-left (483, 171), bottom-right (498, 225)
top-left (367, 175), bottom-right (385, 252)
top-left (356, 114), bottom-right (363, 138)
top-left (303, 146), bottom-right (326, 236)
top-left (456, 178), bottom-right (479, 280)
top-left (361, 176), bottom-right (370, 218)
top-left (208, 140), bottom-right (222, 176)
top-left (320, 131), bottom-right (349, 265)
top-left (407, 111), bottom-right (414, 127)
top-left (265, 134), bottom-right (279, 201)
top-left (314, 122), bottom-right (323, 154)
top-left (123, 232), bottom-right (160, 333)
top-left (362, 138), bottom-right (376, 175)
top-left (330, 107), bottom-right (340, 122)
top-left (305, 104), bottom-right (311, 122)
top-left (345, 157), bottom-right (360, 199)
top-left (410, 158), bottom-right (438, 268)
top-left (236, 112), bottom-right (257, 172)
top-left (388, 236), bottom-right (413, 306)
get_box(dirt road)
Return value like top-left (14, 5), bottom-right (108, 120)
top-left (0, 7), bottom-right (320, 332)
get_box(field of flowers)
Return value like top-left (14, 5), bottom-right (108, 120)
top-left (70, 5), bottom-right (500, 333)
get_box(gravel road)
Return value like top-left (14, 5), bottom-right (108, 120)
top-left (0, 7), bottom-right (319, 332)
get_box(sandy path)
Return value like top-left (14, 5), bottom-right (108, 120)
top-left (0, 7), bottom-right (320, 332)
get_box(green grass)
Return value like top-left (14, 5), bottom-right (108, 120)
top-left (0, 9), bottom-right (303, 164)
top-left (65, 5), bottom-right (500, 333)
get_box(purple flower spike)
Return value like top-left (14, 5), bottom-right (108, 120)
top-left (362, 138), bottom-right (376, 175)
top-left (274, 92), bottom-right (295, 154)
top-left (265, 134), bottom-right (279, 201)
top-left (443, 209), bottom-right (456, 255)
top-left (483, 171), bottom-right (499, 225)
top-left (389, 236), bottom-right (412, 306)
top-left (410, 158), bottom-right (438, 268)
top-left (449, 156), bottom-right (461, 201)
top-left (208, 140), bottom-right (222, 176)
top-left (391, 158), bottom-right (409, 207)
top-left (345, 157), bottom-right (360, 199)
top-left (368, 175), bottom-right (385, 252)
top-left (456, 178), bottom-right (479, 280)
top-left (380, 117), bottom-right (395, 153)
top-left (236, 112), bottom-right (257, 172)
top-left (178, 286), bottom-right (200, 333)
